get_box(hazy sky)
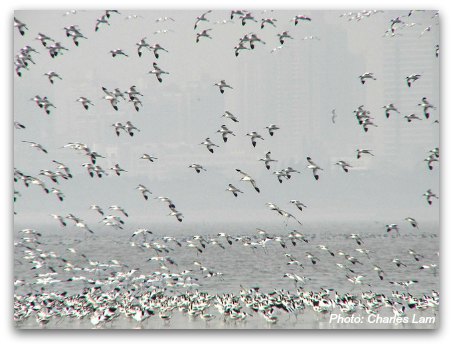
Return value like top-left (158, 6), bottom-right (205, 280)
top-left (13, 10), bottom-right (439, 231)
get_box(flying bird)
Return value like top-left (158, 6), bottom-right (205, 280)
top-left (226, 184), bottom-right (243, 197)
top-left (406, 74), bottom-right (421, 87)
top-left (246, 132), bottom-right (264, 147)
top-left (148, 62), bottom-right (169, 83)
top-left (306, 157), bottom-right (323, 180)
top-left (200, 138), bottom-right (219, 153)
top-left (259, 151), bottom-right (277, 170)
top-left (359, 72), bottom-right (377, 84)
top-left (194, 10), bottom-right (212, 29)
top-left (236, 169), bottom-right (260, 193)
top-left (214, 80), bottom-right (233, 94)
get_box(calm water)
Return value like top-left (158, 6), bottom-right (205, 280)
top-left (14, 224), bottom-right (440, 329)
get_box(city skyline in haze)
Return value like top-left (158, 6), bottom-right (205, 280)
top-left (13, 10), bottom-right (439, 232)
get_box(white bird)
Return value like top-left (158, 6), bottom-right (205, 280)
top-left (189, 164), bottom-right (207, 173)
top-left (109, 49), bottom-right (128, 57)
top-left (76, 97), bottom-right (94, 110)
top-left (283, 273), bottom-right (310, 285)
top-left (356, 149), bottom-right (374, 159)
top-left (279, 209), bottom-right (302, 226)
top-left (221, 111), bottom-right (239, 122)
top-left (424, 155), bottom-right (438, 171)
top-left (236, 169), bottom-right (260, 193)
top-left (234, 42), bottom-right (250, 57)
top-left (168, 209), bottom-right (183, 222)
top-left (148, 62), bottom-right (169, 83)
top-left (216, 125), bottom-right (236, 143)
top-left (346, 275), bottom-right (368, 286)
top-left (277, 31), bottom-right (293, 44)
top-left (359, 72), bottom-right (376, 84)
top-left (284, 166), bottom-right (301, 176)
top-left (335, 160), bottom-right (352, 173)
top-left (109, 205), bottom-right (129, 217)
top-left (248, 33), bottom-right (266, 49)
top-left (194, 10), bottom-right (212, 29)
top-left (273, 170), bottom-right (290, 183)
top-left (406, 74), bottom-right (421, 87)
top-left (382, 103), bottom-right (400, 118)
top-left (125, 85), bottom-right (143, 100)
top-left (129, 98), bottom-right (142, 112)
top-left (95, 15), bottom-right (110, 32)
top-left (140, 43), bottom-right (164, 59)
top-left (90, 205), bottom-right (104, 216)
top-left (261, 18), bottom-right (278, 28)
top-left (200, 138), bottom-right (219, 154)
top-left (140, 154), bottom-right (158, 162)
top-left (230, 10), bottom-right (245, 19)
top-left (22, 141), bottom-right (48, 154)
top-left (214, 80), bottom-right (233, 94)
top-left (14, 121), bottom-right (26, 130)
top-left (125, 121), bottom-right (140, 136)
top-left (51, 187), bottom-right (65, 201)
top-left (46, 42), bottom-right (69, 58)
top-left (265, 124), bottom-right (280, 136)
top-left (35, 32), bottom-right (54, 46)
top-left (50, 214), bottom-right (66, 227)
top-left (112, 122), bottom-right (126, 136)
top-left (419, 264), bottom-right (437, 274)
top-left (392, 258), bottom-right (407, 268)
top-left (105, 10), bottom-right (121, 18)
top-left (318, 245), bottom-right (335, 257)
top-left (418, 97), bottom-right (436, 119)
top-left (110, 164), bottom-right (127, 176)
top-left (136, 184), bottom-right (151, 200)
top-left (419, 25), bottom-right (433, 38)
top-left (196, 29), bottom-right (213, 43)
top-left (14, 17), bottom-right (28, 36)
top-left (259, 151), bottom-right (277, 170)
top-left (75, 221), bottom-right (94, 234)
top-left (306, 157), bottom-right (323, 180)
top-left (404, 217), bottom-right (419, 228)
top-left (429, 147), bottom-right (439, 158)
top-left (404, 114), bottom-right (422, 122)
top-left (408, 249), bottom-right (424, 262)
top-left (102, 94), bottom-right (119, 111)
top-left (240, 12), bottom-right (258, 26)
top-left (246, 132), bottom-right (264, 147)
top-left (290, 200), bottom-right (307, 211)
top-left (290, 15), bottom-right (312, 25)
top-left (155, 197), bottom-right (176, 209)
top-left (386, 224), bottom-right (400, 235)
top-left (349, 234), bottom-right (364, 246)
top-left (305, 252), bottom-right (320, 265)
top-left (136, 37), bottom-right (150, 57)
top-left (44, 71), bottom-right (62, 84)
top-left (423, 189), bottom-right (438, 205)
top-left (226, 184), bottom-right (243, 197)
top-left (156, 16), bottom-right (175, 23)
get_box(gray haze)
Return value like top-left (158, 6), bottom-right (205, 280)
top-left (13, 10), bottom-right (439, 232)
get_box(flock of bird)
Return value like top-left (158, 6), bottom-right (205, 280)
top-left (14, 10), bottom-right (439, 328)
top-left (14, 228), bottom-right (439, 328)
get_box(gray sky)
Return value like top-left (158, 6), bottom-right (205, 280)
top-left (13, 10), bottom-right (439, 231)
